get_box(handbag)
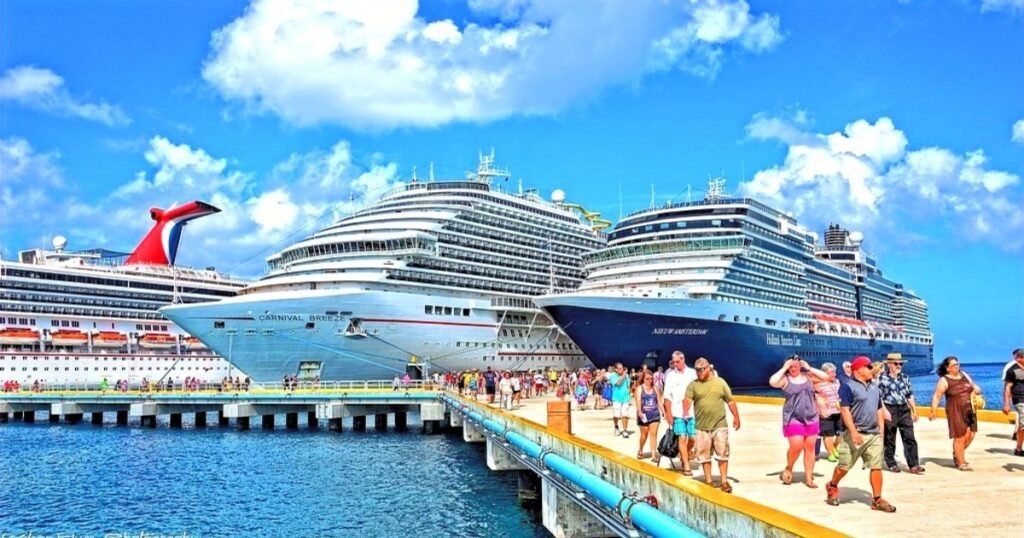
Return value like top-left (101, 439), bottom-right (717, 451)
top-left (963, 372), bottom-right (985, 410)
top-left (657, 427), bottom-right (679, 460)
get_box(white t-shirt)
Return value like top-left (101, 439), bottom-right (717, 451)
top-left (499, 378), bottom-right (513, 394)
top-left (511, 377), bottom-right (522, 391)
top-left (662, 367), bottom-right (698, 419)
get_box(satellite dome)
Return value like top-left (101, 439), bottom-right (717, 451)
top-left (849, 231), bottom-right (864, 244)
top-left (551, 189), bottom-right (566, 203)
top-left (52, 235), bottom-right (68, 251)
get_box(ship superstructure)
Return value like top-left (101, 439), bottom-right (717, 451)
top-left (162, 153), bottom-right (607, 381)
top-left (0, 202), bottom-right (249, 386)
top-left (534, 179), bottom-right (933, 387)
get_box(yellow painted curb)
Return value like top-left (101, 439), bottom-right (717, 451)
top-left (453, 394), bottom-right (849, 538)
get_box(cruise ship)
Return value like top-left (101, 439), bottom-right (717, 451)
top-left (161, 153), bottom-right (607, 382)
top-left (534, 179), bottom-right (933, 388)
top-left (0, 201), bottom-right (249, 386)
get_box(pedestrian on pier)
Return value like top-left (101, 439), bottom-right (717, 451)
top-left (607, 362), bottom-right (633, 438)
top-left (929, 356), bottom-right (982, 470)
top-left (484, 367), bottom-right (497, 403)
top-left (879, 353), bottom-right (924, 474)
top-left (825, 356), bottom-right (896, 513)
top-left (499, 371), bottom-right (514, 409)
top-left (662, 351), bottom-right (698, 475)
top-left (634, 370), bottom-right (662, 462)
top-left (684, 357), bottom-right (740, 493)
top-left (1003, 348), bottom-right (1024, 456)
top-left (814, 363), bottom-right (843, 462)
top-left (769, 356), bottom-right (829, 488)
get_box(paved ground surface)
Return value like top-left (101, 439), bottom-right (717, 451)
top-left (490, 392), bottom-right (1020, 537)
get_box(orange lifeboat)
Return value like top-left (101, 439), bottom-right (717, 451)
top-left (184, 336), bottom-right (208, 350)
top-left (92, 331), bottom-right (128, 348)
top-left (0, 328), bottom-right (40, 345)
top-left (50, 330), bottom-right (88, 346)
top-left (137, 333), bottom-right (178, 349)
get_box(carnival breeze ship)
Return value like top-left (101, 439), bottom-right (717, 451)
top-left (535, 179), bottom-right (933, 388)
top-left (161, 153), bottom-right (607, 381)
top-left (0, 202), bottom-right (248, 385)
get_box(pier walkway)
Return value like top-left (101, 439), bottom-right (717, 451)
top-left (497, 393), bottom-right (1019, 537)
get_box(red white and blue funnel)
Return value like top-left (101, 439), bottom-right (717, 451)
top-left (125, 201), bottom-right (220, 266)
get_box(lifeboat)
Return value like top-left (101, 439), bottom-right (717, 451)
top-left (184, 336), bottom-right (208, 350)
top-left (0, 328), bottom-right (40, 345)
top-left (92, 331), bottom-right (128, 348)
top-left (50, 330), bottom-right (88, 346)
top-left (137, 333), bottom-right (178, 349)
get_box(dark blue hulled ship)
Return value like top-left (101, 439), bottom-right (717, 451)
top-left (534, 179), bottom-right (933, 388)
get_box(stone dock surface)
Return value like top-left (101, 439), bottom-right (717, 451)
top-left (497, 393), bottom-right (1019, 537)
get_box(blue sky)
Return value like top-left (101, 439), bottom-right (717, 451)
top-left (1, 0), bottom-right (1022, 364)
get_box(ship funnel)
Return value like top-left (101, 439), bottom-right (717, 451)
top-left (125, 201), bottom-right (220, 266)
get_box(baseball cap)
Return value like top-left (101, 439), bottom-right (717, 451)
top-left (851, 356), bottom-right (872, 371)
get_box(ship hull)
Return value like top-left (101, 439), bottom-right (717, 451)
top-left (161, 288), bottom-right (592, 382)
top-left (537, 296), bottom-right (932, 389)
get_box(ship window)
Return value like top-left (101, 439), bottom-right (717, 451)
top-left (463, 309), bottom-right (470, 316)
top-left (425, 305), bottom-right (433, 314)
top-left (734, 316), bottom-right (740, 322)
top-left (305, 322), bottom-right (315, 329)
top-left (214, 321), bottom-right (225, 329)
top-left (444, 307), bottom-right (452, 315)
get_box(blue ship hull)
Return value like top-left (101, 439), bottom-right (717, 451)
top-left (542, 305), bottom-right (933, 388)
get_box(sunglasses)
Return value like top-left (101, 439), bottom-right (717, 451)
top-left (695, 367), bottom-right (708, 373)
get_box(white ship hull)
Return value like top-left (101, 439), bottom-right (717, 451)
top-left (162, 287), bottom-right (592, 382)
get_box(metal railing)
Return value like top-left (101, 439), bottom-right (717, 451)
top-left (1, 379), bottom-right (438, 395)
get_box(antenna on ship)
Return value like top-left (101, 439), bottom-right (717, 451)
top-left (429, 162), bottom-right (435, 182)
top-left (706, 176), bottom-right (727, 202)
top-left (649, 184), bottom-right (656, 208)
top-left (470, 148), bottom-right (510, 183)
top-left (411, 166), bottom-right (418, 183)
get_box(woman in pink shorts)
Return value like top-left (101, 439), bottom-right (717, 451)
top-left (769, 356), bottom-right (830, 488)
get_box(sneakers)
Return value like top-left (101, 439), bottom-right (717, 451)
top-left (907, 466), bottom-right (926, 474)
top-left (825, 482), bottom-right (840, 506)
top-left (887, 465), bottom-right (901, 473)
top-left (871, 498), bottom-right (897, 513)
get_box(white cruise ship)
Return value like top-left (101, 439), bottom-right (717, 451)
top-left (161, 153), bottom-right (607, 381)
top-left (0, 201), bottom-right (249, 387)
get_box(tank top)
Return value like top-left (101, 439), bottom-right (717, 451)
top-left (782, 378), bottom-right (819, 425)
top-left (640, 387), bottom-right (660, 420)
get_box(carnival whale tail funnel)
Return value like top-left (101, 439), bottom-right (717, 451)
top-left (125, 201), bottom-right (220, 266)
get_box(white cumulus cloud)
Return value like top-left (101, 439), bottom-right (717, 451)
top-left (1012, 119), bottom-right (1024, 144)
top-left (740, 114), bottom-right (1023, 252)
top-left (980, 0), bottom-right (1024, 13)
top-left (202, 0), bottom-right (783, 130)
top-left (0, 66), bottom-right (130, 126)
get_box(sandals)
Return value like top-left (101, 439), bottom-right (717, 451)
top-left (682, 469), bottom-right (693, 476)
top-left (780, 469), bottom-right (793, 485)
top-left (804, 481), bottom-right (818, 489)
top-left (957, 463), bottom-right (973, 471)
top-left (719, 482), bottom-right (733, 494)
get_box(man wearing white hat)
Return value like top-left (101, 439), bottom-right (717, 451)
top-left (878, 352), bottom-right (924, 474)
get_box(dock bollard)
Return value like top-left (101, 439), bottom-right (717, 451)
top-left (547, 400), bottom-right (571, 434)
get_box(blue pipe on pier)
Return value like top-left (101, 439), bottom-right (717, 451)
top-left (442, 395), bottom-right (701, 538)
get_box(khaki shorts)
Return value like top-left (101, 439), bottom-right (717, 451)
top-left (695, 427), bottom-right (730, 463)
top-left (837, 431), bottom-right (882, 471)
top-left (1016, 403), bottom-right (1024, 429)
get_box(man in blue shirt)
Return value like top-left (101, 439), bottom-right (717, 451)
top-left (607, 362), bottom-right (633, 437)
top-left (483, 367), bottom-right (497, 404)
top-left (825, 356), bottom-right (896, 513)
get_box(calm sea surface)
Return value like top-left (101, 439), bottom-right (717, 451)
top-left (736, 361), bottom-right (1011, 408)
top-left (0, 421), bottom-right (548, 538)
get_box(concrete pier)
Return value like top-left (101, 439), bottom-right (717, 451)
top-left (218, 411), bottom-right (229, 426)
top-left (470, 392), bottom-right (1022, 538)
top-left (541, 479), bottom-right (614, 538)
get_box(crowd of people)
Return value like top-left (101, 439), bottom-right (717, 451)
top-left (443, 346), bottom-right (1024, 513)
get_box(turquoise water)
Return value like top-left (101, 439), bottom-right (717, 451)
top-left (0, 420), bottom-right (548, 537)
top-left (737, 361), bottom-right (1010, 409)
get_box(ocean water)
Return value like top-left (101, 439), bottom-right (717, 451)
top-left (0, 419), bottom-right (548, 538)
top-left (737, 361), bottom-right (1011, 409)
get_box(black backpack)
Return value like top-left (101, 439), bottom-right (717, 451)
top-left (657, 427), bottom-right (679, 460)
